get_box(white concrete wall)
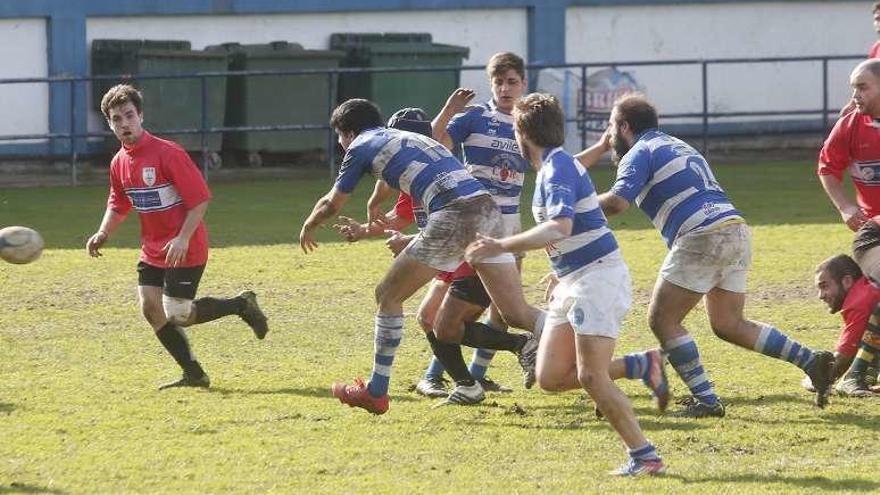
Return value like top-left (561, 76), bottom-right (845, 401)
top-left (85, 10), bottom-right (529, 132)
top-left (566, 2), bottom-right (872, 126)
top-left (0, 18), bottom-right (48, 142)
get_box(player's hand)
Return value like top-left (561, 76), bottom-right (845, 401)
top-left (385, 230), bottom-right (411, 257)
top-left (539, 271), bottom-right (559, 303)
top-left (299, 225), bottom-right (318, 253)
top-left (332, 216), bottom-right (366, 242)
top-left (840, 99), bottom-right (857, 117)
top-left (86, 231), bottom-right (108, 258)
top-left (367, 204), bottom-right (387, 229)
top-left (163, 236), bottom-right (189, 267)
top-left (599, 127), bottom-right (612, 152)
top-left (841, 205), bottom-right (869, 232)
top-left (465, 233), bottom-right (504, 263)
top-left (444, 88), bottom-right (476, 114)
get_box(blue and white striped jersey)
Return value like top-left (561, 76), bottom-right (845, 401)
top-left (335, 127), bottom-right (487, 214)
top-left (610, 129), bottom-right (743, 248)
top-left (447, 101), bottom-right (528, 215)
top-left (534, 147), bottom-right (620, 278)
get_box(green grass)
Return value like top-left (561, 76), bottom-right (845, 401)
top-left (1, 162), bottom-right (879, 494)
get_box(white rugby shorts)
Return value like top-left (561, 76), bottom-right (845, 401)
top-left (660, 222), bottom-right (751, 294)
top-left (545, 253), bottom-right (632, 338)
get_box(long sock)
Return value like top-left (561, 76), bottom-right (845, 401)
top-left (624, 351), bottom-right (651, 380)
top-left (366, 314), bottom-right (403, 398)
top-left (663, 334), bottom-right (718, 406)
top-left (753, 323), bottom-right (816, 373)
top-left (423, 356), bottom-right (446, 380)
top-left (629, 443), bottom-right (661, 462)
top-left (155, 322), bottom-right (204, 377)
top-left (844, 310), bottom-right (880, 380)
top-left (426, 332), bottom-right (474, 386)
top-left (469, 349), bottom-right (497, 381)
top-left (460, 321), bottom-right (527, 352)
top-left (193, 296), bottom-right (244, 324)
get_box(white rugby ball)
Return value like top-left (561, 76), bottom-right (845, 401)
top-left (0, 226), bottom-right (44, 264)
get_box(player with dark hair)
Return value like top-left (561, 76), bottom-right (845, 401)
top-left (467, 93), bottom-right (666, 476)
top-left (86, 84), bottom-right (269, 390)
top-left (810, 254), bottom-right (880, 396)
top-left (301, 98), bottom-right (541, 414)
top-left (577, 93), bottom-right (835, 416)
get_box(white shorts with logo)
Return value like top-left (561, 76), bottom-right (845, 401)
top-left (545, 253), bottom-right (632, 338)
top-left (660, 222), bottom-right (751, 294)
top-left (501, 212), bottom-right (525, 259)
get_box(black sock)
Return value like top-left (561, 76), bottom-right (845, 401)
top-left (461, 321), bottom-right (528, 353)
top-left (192, 296), bottom-right (244, 324)
top-left (425, 332), bottom-right (474, 386)
top-left (156, 322), bottom-right (204, 377)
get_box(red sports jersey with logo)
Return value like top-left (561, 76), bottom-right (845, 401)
top-left (818, 111), bottom-right (880, 218)
top-left (107, 131), bottom-right (211, 268)
top-left (837, 276), bottom-right (880, 357)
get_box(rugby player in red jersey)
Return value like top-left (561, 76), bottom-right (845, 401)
top-left (85, 84), bottom-right (268, 390)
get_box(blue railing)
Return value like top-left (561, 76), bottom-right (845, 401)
top-left (0, 54), bottom-right (865, 185)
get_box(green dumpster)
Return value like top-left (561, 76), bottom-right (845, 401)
top-left (331, 33), bottom-right (469, 118)
top-left (91, 39), bottom-right (228, 154)
top-left (206, 41), bottom-right (343, 167)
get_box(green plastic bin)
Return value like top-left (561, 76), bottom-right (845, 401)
top-left (331, 33), bottom-right (469, 118)
top-left (91, 39), bottom-right (228, 153)
top-left (207, 41), bottom-right (343, 165)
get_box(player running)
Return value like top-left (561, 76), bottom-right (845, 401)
top-left (467, 93), bottom-right (666, 476)
top-left (577, 93), bottom-right (835, 416)
top-left (85, 84), bottom-right (268, 390)
top-left (300, 99), bottom-right (541, 415)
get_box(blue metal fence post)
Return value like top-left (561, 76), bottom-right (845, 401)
top-left (200, 75), bottom-right (209, 181)
top-left (580, 64), bottom-right (587, 151)
top-left (822, 58), bottom-right (830, 135)
top-left (328, 70), bottom-right (338, 180)
top-left (69, 78), bottom-right (77, 186)
top-left (701, 61), bottom-right (709, 156)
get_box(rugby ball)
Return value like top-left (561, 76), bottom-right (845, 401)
top-left (0, 226), bottom-right (44, 264)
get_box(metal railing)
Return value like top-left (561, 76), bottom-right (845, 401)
top-left (0, 54), bottom-right (865, 185)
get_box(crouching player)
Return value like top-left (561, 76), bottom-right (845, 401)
top-left (466, 93), bottom-right (665, 476)
top-left (86, 84), bottom-right (269, 390)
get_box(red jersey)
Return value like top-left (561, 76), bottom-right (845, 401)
top-left (870, 40), bottom-right (880, 58)
top-left (107, 131), bottom-right (212, 268)
top-left (836, 276), bottom-right (880, 357)
top-left (818, 111), bottom-right (880, 218)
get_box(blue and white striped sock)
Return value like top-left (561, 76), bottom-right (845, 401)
top-left (468, 348), bottom-right (497, 380)
top-left (623, 351), bottom-right (650, 380)
top-left (423, 356), bottom-right (446, 380)
top-left (753, 323), bottom-right (815, 373)
top-left (663, 334), bottom-right (719, 406)
top-left (367, 314), bottom-right (404, 398)
top-left (628, 443), bottom-right (660, 462)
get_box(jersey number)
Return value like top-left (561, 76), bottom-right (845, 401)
top-left (687, 156), bottom-right (721, 192)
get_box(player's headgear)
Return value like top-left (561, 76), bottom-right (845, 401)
top-left (387, 107), bottom-right (432, 138)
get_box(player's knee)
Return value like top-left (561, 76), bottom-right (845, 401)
top-left (576, 368), bottom-right (601, 392)
top-left (416, 311), bottom-right (435, 334)
top-left (162, 295), bottom-right (193, 325)
top-left (140, 300), bottom-right (165, 329)
top-left (709, 317), bottom-right (739, 340)
top-left (535, 369), bottom-right (566, 392)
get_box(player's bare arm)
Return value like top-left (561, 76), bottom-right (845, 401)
top-left (86, 207), bottom-right (127, 257)
top-left (575, 128), bottom-right (612, 168)
top-left (597, 191), bottom-right (631, 218)
top-left (164, 200), bottom-right (209, 266)
top-left (465, 217), bottom-right (573, 263)
top-left (431, 88), bottom-right (476, 150)
top-left (332, 212), bottom-right (411, 242)
top-left (818, 172), bottom-right (868, 231)
top-left (299, 187), bottom-right (350, 253)
top-left (366, 180), bottom-right (395, 226)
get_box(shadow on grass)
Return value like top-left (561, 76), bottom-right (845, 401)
top-left (0, 402), bottom-right (15, 414)
top-left (210, 386), bottom-right (418, 403)
top-left (0, 483), bottom-right (67, 494)
top-left (665, 472), bottom-right (880, 492)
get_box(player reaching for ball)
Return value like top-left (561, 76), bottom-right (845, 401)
top-left (85, 84), bottom-right (269, 390)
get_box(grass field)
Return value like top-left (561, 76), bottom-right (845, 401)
top-left (1, 161), bottom-right (879, 494)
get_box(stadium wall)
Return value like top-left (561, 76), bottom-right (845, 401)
top-left (0, 0), bottom-right (870, 156)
